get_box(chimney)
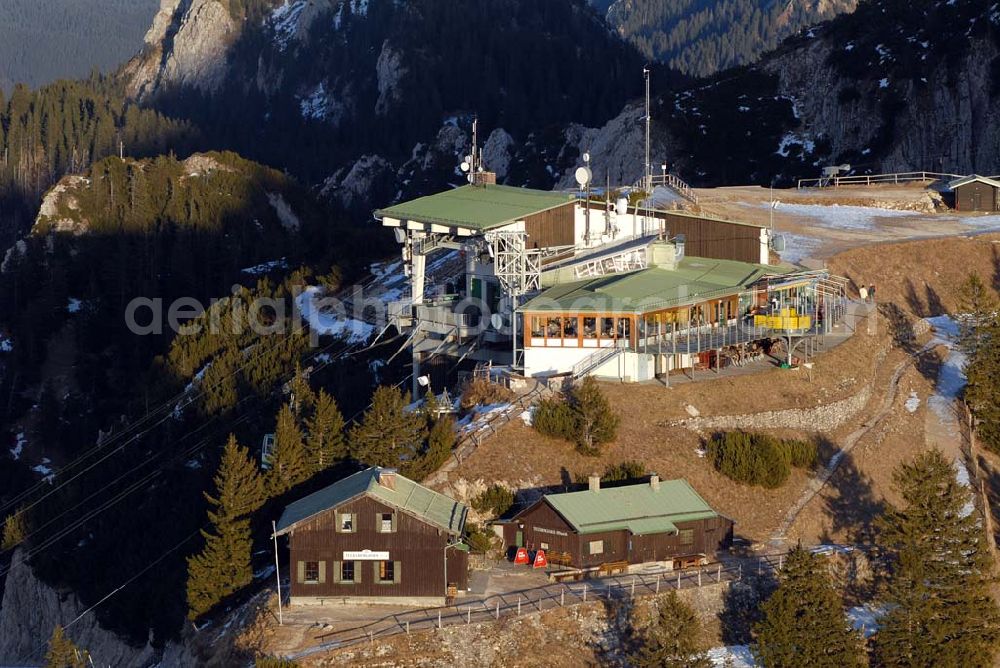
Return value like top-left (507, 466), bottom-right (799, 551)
top-left (377, 468), bottom-right (397, 490)
top-left (588, 474), bottom-right (601, 493)
top-left (650, 474), bottom-right (660, 491)
top-left (472, 171), bottom-right (497, 187)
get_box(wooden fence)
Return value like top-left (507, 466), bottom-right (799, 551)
top-left (796, 171), bottom-right (963, 189)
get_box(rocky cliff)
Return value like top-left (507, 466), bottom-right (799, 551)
top-left (0, 550), bottom-right (195, 667)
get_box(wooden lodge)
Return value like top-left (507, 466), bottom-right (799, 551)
top-left (503, 475), bottom-right (733, 572)
top-left (273, 467), bottom-right (469, 606)
top-left (949, 175), bottom-right (1000, 212)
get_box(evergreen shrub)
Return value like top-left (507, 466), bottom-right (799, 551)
top-left (707, 432), bottom-right (815, 488)
top-left (471, 484), bottom-right (515, 518)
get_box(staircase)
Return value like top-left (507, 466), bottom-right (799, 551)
top-left (633, 173), bottom-right (699, 205)
top-left (572, 342), bottom-right (625, 379)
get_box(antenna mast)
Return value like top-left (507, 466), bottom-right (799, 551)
top-left (644, 66), bottom-right (651, 193)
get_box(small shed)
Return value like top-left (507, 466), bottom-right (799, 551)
top-left (948, 175), bottom-right (1000, 212)
top-left (503, 475), bottom-right (733, 570)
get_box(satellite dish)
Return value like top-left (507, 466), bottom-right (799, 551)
top-left (840, 164), bottom-right (851, 171)
top-left (460, 161), bottom-right (470, 173)
top-left (575, 167), bottom-right (593, 188)
top-left (582, 152), bottom-right (591, 163)
top-left (393, 228), bottom-right (406, 243)
top-left (490, 313), bottom-right (505, 330)
top-left (417, 375), bottom-right (430, 387)
top-left (615, 197), bottom-right (629, 215)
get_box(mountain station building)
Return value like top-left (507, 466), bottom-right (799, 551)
top-left (949, 174), bottom-right (1000, 212)
top-left (374, 178), bottom-right (848, 390)
top-left (503, 475), bottom-right (733, 571)
top-left (273, 467), bottom-right (469, 606)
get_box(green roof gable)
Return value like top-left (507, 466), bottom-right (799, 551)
top-left (540, 479), bottom-right (720, 536)
top-left (375, 184), bottom-right (574, 231)
top-left (274, 467), bottom-right (467, 536)
top-left (521, 256), bottom-right (792, 314)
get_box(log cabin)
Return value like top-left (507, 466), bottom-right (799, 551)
top-left (949, 175), bottom-right (1000, 212)
top-left (273, 467), bottom-right (469, 606)
top-left (503, 475), bottom-right (733, 571)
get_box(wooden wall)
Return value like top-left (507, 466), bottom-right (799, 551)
top-left (656, 212), bottom-right (762, 264)
top-left (955, 182), bottom-right (1000, 212)
top-left (288, 495), bottom-right (467, 599)
top-left (524, 203), bottom-right (575, 249)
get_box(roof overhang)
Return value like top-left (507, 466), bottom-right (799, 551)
top-left (948, 174), bottom-right (1000, 190)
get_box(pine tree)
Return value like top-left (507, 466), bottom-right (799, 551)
top-left (752, 546), bottom-right (863, 668)
top-left (404, 412), bottom-right (456, 480)
top-left (287, 362), bottom-right (316, 420)
top-left (569, 377), bottom-right (620, 456)
top-left (631, 591), bottom-right (711, 668)
top-left (957, 272), bottom-right (997, 358)
top-left (44, 626), bottom-right (88, 668)
top-left (1, 508), bottom-right (27, 550)
top-left (186, 516), bottom-right (253, 620)
top-left (304, 389), bottom-right (346, 472)
top-left (207, 434), bottom-right (266, 521)
top-left (965, 317), bottom-right (1000, 453)
top-left (350, 386), bottom-right (427, 468)
top-left (186, 434), bottom-right (266, 619)
top-left (874, 449), bottom-right (1000, 666)
top-left (267, 403), bottom-right (311, 496)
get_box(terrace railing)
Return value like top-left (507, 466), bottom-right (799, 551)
top-left (796, 171), bottom-right (964, 189)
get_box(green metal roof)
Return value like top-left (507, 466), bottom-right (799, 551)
top-left (274, 467), bottom-right (467, 536)
top-left (374, 184), bottom-right (574, 231)
top-left (521, 256), bottom-right (792, 314)
top-left (541, 479), bottom-right (720, 536)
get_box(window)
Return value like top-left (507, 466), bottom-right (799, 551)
top-left (378, 560), bottom-right (395, 583)
top-left (582, 317), bottom-right (597, 339)
top-left (337, 512), bottom-right (355, 532)
top-left (679, 529), bottom-right (694, 546)
top-left (589, 540), bottom-right (604, 555)
top-left (540, 542), bottom-right (549, 551)
top-left (304, 561), bottom-right (320, 583)
top-left (341, 561), bottom-right (355, 583)
top-left (379, 512), bottom-right (395, 533)
top-left (530, 316), bottom-right (544, 337)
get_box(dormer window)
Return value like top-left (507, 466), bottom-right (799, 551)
top-left (379, 512), bottom-right (396, 533)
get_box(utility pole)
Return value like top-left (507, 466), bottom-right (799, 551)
top-left (272, 521), bottom-right (283, 626)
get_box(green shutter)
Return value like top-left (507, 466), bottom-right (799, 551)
top-left (296, 561), bottom-right (305, 584)
top-left (318, 561), bottom-right (326, 584)
top-left (391, 513), bottom-right (397, 533)
top-left (355, 561), bottom-right (362, 583)
top-left (393, 561), bottom-right (401, 584)
top-left (332, 561), bottom-right (341, 583)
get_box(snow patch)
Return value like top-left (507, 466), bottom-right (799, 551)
top-left (762, 202), bottom-right (923, 231)
top-left (267, 193), bottom-right (301, 231)
top-left (67, 298), bottom-right (83, 314)
top-left (904, 391), bottom-right (920, 413)
top-left (848, 605), bottom-right (886, 637)
top-left (776, 232), bottom-right (823, 265)
top-left (0, 335), bottom-right (12, 352)
top-left (879, 78), bottom-right (890, 89)
top-left (10, 430), bottom-right (26, 460)
top-left (270, 0), bottom-right (307, 50)
top-left (776, 133), bottom-right (815, 157)
top-left (32, 458), bottom-right (55, 483)
top-left (707, 645), bottom-right (757, 667)
top-left (300, 82), bottom-right (334, 121)
top-left (296, 286), bottom-right (375, 344)
top-left (242, 258), bottom-right (288, 276)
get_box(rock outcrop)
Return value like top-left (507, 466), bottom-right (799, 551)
top-left (0, 550), bottom-right (195, 667)
top-left (124, 0), bottom-right (239, 99)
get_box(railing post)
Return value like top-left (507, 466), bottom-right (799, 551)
top-left (717, 563), bottom-right (722, 582)
top-left (406, 620), bottom-right (410, 635)
top-left (698, 569), bottom-right (702, 587)
top-left (561, 587), bottom-right (565, 606)
top-left (467, 607), bottom-right (471, 624)
top-left (656, 574), bottom-right (661, 593)
top-left (631, 577), bottom-right (636, 597)
top-left (677, 571), bottom-right (681, 589)
top-left (438, 610), bottom-right (442, 629)
top-left (583, 583), bottom-right (587, 602)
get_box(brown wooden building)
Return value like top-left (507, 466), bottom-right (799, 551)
top-left (503, 475), bottom-right (733, 570)
top-left (273, 467), bottom-right (469, 605)
top-left (949, 175), bottom-right (1000, 212)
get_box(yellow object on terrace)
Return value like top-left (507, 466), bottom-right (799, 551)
top-left (755, 308), bottom-right (812, 331)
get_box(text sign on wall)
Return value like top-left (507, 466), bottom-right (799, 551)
top-left (344, 549), bottom-right (390, 561)
top-left (533, 526), bottom-right (568, 537)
